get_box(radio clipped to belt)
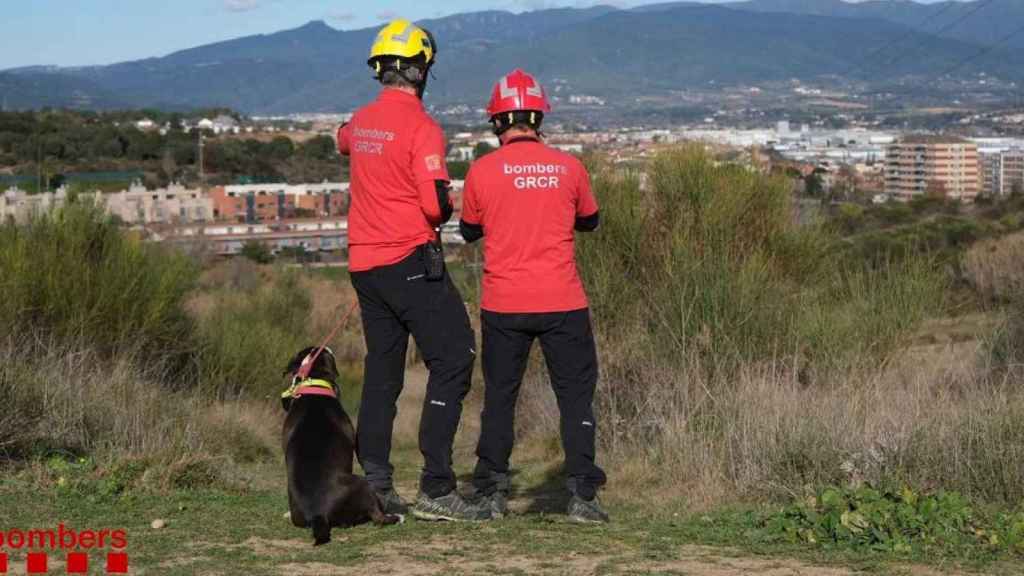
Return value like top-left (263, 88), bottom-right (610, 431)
top-left (423, 228), bottom-right (445, 281)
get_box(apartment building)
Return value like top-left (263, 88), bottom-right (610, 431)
top-left (209, 182), bottom-right (348, 223)
top-left (884, 136), bottom-right (980, 202)
top-left (1, 186), bottom-right (99, 223)
top-left (981, 149), bottom-right (1024, 197)
top-left (105, 182), bottom-right (213, 224)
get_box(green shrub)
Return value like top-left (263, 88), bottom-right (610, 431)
top-left (550, 147), bottom-right (962, 507)
top-left (877, 202), bottom-right (914, 226)
top-left (0, 201), bottom-right (198, 370)
top-left (167, 457), bottom-right (224, 490)
top-left (0, 203), bottom-right (286, 468)
top-left (198, 268), bottom-right (312, 397)
top-left (240, 240), bottom-right (274, 264)
top-left (762, 485), bottom-right (1024, 556)
top-left (835, 203), bottom-right (865, 234)
top-left (99, 458), bottom-right (151, 496)
top-left (578, 146), bottom-right (943, 376)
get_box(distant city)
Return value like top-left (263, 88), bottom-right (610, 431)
top-left (3, 107), bottom-right (1021, 260)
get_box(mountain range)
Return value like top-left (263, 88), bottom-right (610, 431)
top-left (0, 0), bottom-right (1020, 114)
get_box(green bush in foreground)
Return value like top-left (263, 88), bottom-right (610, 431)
top-left (0, 200), bottom-right (198, 369)
top-left (0, 201), bottom-right (299, 468)
top-left (762, 485), bottom-right (1024, 557)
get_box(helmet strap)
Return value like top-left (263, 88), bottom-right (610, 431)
top-left (491, 111), bottom-right (544, 138)
top-left (372, 56), bottom-right (430, 100)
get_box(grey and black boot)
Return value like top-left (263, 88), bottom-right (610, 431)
top-left (412, 490), bottom-right (492, 522)
top-left (567, 493), bottom-right (610, 524)
top-left (467, 488), bottom-right (508, 519)
top-left (486, 491), bottom-right (508, 519)
top-left (376, 488), bottom-right (409, 516)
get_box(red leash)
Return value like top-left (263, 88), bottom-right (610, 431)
top-left (295, 300), bottom-right (360, 381)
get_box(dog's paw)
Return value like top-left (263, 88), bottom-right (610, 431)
top-left (394, 514), bottom-right (406, 525)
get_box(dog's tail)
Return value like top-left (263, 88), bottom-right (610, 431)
top-left (311, 515), bottom-right (331, 546)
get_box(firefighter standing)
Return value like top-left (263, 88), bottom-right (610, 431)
top-left (337, 20), bottom-right (487, 522)
top-left (460, 69), bottom-right (609, 523)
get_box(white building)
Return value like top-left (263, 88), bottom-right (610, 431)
top-left (448, 146), bottom-right (475, 162)
top-left (1, 186), bottom-right (98, 223)
top-left (105, 181), bottom-right (213, 224)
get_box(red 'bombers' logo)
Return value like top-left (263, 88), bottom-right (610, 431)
top-left (0, 524), bottom-right (129, 574)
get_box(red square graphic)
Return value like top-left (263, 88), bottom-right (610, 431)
top-left (0, 552), bottom-right (7, 573)
top-left (106, 552), bottom-right (129, 574)
top-left (27, 552), bottom-right (48, 574)
top-left (66, 552), bottom-right (88, 574)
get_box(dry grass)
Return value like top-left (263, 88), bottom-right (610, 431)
top-left (0, 335), bottom-right (278, 486)
top-left (516, 336), bottom-right (1024, 510)
top-left (299, 273), bottom-right (364, 365)
top-left (962, 231), bottom-right (1024, 303)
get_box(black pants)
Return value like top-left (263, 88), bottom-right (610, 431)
top-left (472, 308), bottom-right (607, 501)
top-left (350, 249), bottom-right (476, 498)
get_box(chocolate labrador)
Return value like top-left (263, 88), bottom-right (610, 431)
top-left (282, 346), bottom-right (400, 545)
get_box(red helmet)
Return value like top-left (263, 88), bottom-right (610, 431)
top-left (486, 69), bottom-right (551, 118)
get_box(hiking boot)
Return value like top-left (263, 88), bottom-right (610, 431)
top-left (567, 493), bottom-right (610, 524)
top-left (412, 491), bottom-right (492, 522)
top-left (486, 491), bottom-right (508, 519)
top-left (465, 488), bottom-right (508, 519)
top-left (375, 488), bottom-right (409, 516)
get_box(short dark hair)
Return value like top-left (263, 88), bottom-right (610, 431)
top-left (374, 55), bottom-right (426, 88)
top-left (380, 69), bottom-right (417, 88)
top-left (508, 123), bottom-right (538, 134)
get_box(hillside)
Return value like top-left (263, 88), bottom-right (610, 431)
top-left (733, 0), bottom-right (1024, 50)
top-left (0, 1), bottom-right (1020, 113)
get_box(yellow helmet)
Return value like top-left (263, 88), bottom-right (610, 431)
top-left (368, 19), bottom-right (436, 76)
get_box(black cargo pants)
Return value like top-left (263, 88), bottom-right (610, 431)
top-left (472, 308), bottom-right (607, 501)
top-left (350, 248), bottom-right (476, 498)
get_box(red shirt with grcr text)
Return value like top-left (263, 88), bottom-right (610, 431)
top-left (337, 89), bottom-right (449, 272)
top-left (462, 138), bottom-right (598, 313)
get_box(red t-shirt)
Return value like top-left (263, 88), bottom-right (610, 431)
top-left (337, 89), bottom-right (449, 272)
top-left (462, 138), bottom-right (598, 313)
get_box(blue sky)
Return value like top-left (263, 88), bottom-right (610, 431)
top-left (2, 0), bottom-right (949, 70)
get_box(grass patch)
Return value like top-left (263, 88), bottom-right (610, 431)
top-left (1, 463), bottom-right (1021, 575)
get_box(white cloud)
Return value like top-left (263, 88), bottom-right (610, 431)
top-left (328, 10), bottom-right (356, 22)
top-left (514, 0), bottom-right (560, 9)
top-left (224, 0), bottom-right (261, 12)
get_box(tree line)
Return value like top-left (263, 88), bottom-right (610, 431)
top-left (0, 110), bottom-right (344, 190)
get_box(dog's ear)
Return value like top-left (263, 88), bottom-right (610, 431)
top-left (319, 349), bottom-right (340, 382)
top-left (283, 347), bottom-right (317, 377)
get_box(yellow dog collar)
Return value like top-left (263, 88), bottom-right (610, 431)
top-left (281, 378), bottom-right (336, 399)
